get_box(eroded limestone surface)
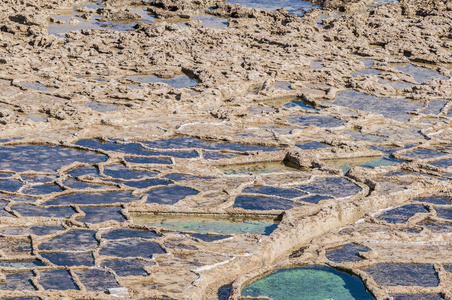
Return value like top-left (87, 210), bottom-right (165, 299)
top-left (0, 0), bottom-right (452, 299)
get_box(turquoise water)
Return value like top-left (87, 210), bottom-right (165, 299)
top-left (324, 156), bottom-right (404, 173)
top-left (242, 265), bottom-right (374, 300)
top-left (132, 213), bottom-right (279, 235)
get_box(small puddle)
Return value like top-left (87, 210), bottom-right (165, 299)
top-left (388, 81), bottom-right (413, 90)
top-left (76, 139), bottom-right (184, 161)
top-left (326, 244), bottom-right (371, 263)
top-left (41, 252), bottom-right (94, 267)
top-left (402, 148), bottom-right (446, 160)
top-left (422, 100), bottom-right (448, 115)
top-left (274, 82), bottom-right (291, 90)
top-left (297, 177), bottom-right (362, 199)
top-left (328, 90), bottom-right (424, 122)
top-left (363, 263), bottom-right (439, 287)
top-left (376, 204), bottom-right (428, 224)
top-left (430, 158), bottom-right (452, 169)
top-left (39, 230), bottom-right (98, 252)
top-left (39, 269), bottom-right (79, 290)
top-left (234, 195), bottom-right (302, 210)
top-left (414, 197), bottom-right (451, 205)
top-left (217, 161), bottom-right (302, 174)
top-left (27, 115), bottom-right (48, 123)
top-left (21, 83), bottom-right (54, 92)
top-left (85, 102), bottom-right (122, 112)
top-left (371, 0), bottom-right (398, 6)
top-left (0, 145), bottom-right (106, 173)
top-left (192, 15), bottom-right (228, 28)
top-left (378, 79), bottom-right (414, 90)
top-left (226, 0), bottom-right (320, 15)
top-left (242, 186), bottom-right (306, 199)
top-left (126, 74), bottom-right (198, 88)
top-left (103, 164), bottom-right (158, 180)
top-left (0, 261), bottom-right (45, 268)
top-left (100, 239), bottom-right (165, 259)
top-left (395, 64), bottom-right (448, 84)
top-left (435, 208), bottom-right (452, 220)
top-left (145, 185), bottom-right (199, 205)
top-left (101, 228), bottom-right (160, 240)
top-left (48, 5), bottom-right (154, 37)
top-left (421, 221), bottom-right (452, 234)
top-left (0, 225), bottom-right (65, 236)
top-left (323, 155), bottom-right (404, 173)
top-left (351, 68), bottom-right (380, 77)
top-left (295, 141), bottom-right (330, 150)
top-left (345, 130), bottom-right (387, 143)
top-left (12, 204), bottom-right (75, 218)
top-left (131, 213), bottom-right (280, 235)
top-left (310, 60), bottom-right (324, 70)
top-left (286, 114), bottom-right (344, 128)
top-left (241, 265), bottom-right (374, 299)
top-left (0, 272), bottom-right (36, 291)
top-left (21, 184), bottom-right (62, 195)
top-left (77, 207), bottom-right (126, 224)
top-left (75, 269), bottom-right (120, 291)
top-left (257, 96), bottom-right (320, 110)
top-left (101, 258), bottom-right (154, 276)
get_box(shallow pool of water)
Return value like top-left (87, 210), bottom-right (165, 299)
top-left (193, 15), bottom-right (228, 28)
top-left (323, 155), bottom-right (404, 173)
top-left (21, 83), bottom-right (54, 92)
top-left (287, 114), bottom-right (345, 128)
top-left (274, 82), bottom-right (291, 90)
top-left (327, 90), bottom-right (423, 122)
top-left (326, 244), bottom-right (371, 263)
top-left (0, 145), bottom-right (106, 173)
top-left (126, 75), bottom-right (198, 88)
top-left (351, 68), bottom-right (380, 77)
top-left (241, 265), bottom-right (374, 299)
top-left (85, 102), bottom-right (121, 112)
top-left (256, 96), bottom-right (319, 110)
top-left (395, 64), bottom-right (448, 84)
top-left (363, 263), bottom-right (439, 287)
top-left (131, 213), bottom-right (280, 235)
top-left (227, 0), bottom-right (320, 15)
top-left (376, 204), bottom-right (429, 224)
top-left (48, 5), bottom-right (153, 37)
